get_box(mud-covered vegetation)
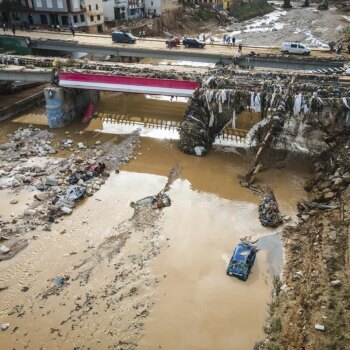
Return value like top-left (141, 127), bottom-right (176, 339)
top-left (230, 0), bottom-right (274, 21)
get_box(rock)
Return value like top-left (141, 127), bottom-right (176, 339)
top-left (324, 191), bottom-right (335, 200)
top-left (0, 245), bottom-right (11, 254)
top-left (328, 231), bottom-right (337, 241)
top-left (60, 206), bottom-right (72, 215)
top-left (315, 324), bottom-right (325, 331)
top-left (342, 172), bottom-right (350, 183)
top-left (0, 284), bottom-right (9, 291)
top-left (280, 284), bottom-right (290, 293)
top-left (77, 142), bottom-right (85, 149)
top-left (333, 178), bottom-right (343, 186)
top-left (46, 178), bottom-right (58, 186)
top-left (10, 199), bottom-right (18, 205)
top-left (11, 179), bottom-right (21, 187)
top-left (331, 280), bottom-right (341, 287)
top-left (1, 323), bottom-right (9, 330)
top-left (24, 209), bottom-right (36, 216)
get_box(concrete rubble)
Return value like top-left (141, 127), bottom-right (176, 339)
top-left (0, 125), bottom-right (140, 261)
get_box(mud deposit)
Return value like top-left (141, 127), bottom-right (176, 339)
top-left (0, 96), bottom-right (310, 349)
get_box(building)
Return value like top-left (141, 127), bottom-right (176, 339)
top-left (102, 0), bottom-right (144, 21)
top-left (144, 0), bottom-right (178, 17)
top-left (18, 0), bottom-right (104, 32)
top-left (82, 0), bottom-right (104, 32)
top-left (102, 0), bottom-right (128, 21)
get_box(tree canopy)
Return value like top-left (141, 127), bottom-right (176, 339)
top-left (0, 0), bottom-right (22, 21)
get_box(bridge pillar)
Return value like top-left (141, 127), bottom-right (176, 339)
top-left (44, 87), bottom-right (99, 128)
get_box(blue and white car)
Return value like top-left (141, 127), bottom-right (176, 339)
top-left (226, 241), bottom-right (257, 281)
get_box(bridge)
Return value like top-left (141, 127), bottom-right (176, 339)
top-left (0, 31), bottom-right (345, 71)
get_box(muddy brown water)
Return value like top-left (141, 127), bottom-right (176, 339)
top-left (0, 92), bottom-right (310, 349)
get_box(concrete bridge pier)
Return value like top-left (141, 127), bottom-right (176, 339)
top-left (44, 87), bottom-right (99, 128)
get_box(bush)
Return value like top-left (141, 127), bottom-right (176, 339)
top-left (231, 1), bottom-right (274, 22)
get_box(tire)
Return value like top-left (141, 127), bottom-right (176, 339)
top-left (200, 45), bottom-right (204, 48)
top-left (284, 50), bottom-right (289, 54)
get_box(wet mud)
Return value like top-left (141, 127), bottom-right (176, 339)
top-left (0, 94), bottom-right (311, 349)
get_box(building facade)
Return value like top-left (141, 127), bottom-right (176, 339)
top-left (144, 0), bottom-right (179, 17)
top-left (102, 0), bottom-right (128, 21)
top-left (18, 0), bottom-right (104, 32)
top-left (102, 0), bottom-right (144, 21)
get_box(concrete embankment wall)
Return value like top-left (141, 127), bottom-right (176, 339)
top-left (44, 87), bottom-right (99, 128)
top-left (0, 36), bottom-right (31, 55)
top-left (0, 91), bottom-right (45, 122)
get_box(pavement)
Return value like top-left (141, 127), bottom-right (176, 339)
top-left (1, 30), bottom-right (336, 59)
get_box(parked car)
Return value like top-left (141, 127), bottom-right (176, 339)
top-left (226, 241), bottom-right (257, 281)
top-left (183, 38), bottom-right (205, 48)
top-left (112, 31), bottom-right (136, 44)
top-left (281, 41), bottom-right (310, 55)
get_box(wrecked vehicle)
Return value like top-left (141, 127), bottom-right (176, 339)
top-left (226, 241), bottom-right (257, 281)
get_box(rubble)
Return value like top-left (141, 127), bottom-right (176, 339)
top-left (0, 126), bottom-right (141, 259)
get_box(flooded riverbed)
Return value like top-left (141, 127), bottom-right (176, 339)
top-left (0, 93), bottom-right (310, 349)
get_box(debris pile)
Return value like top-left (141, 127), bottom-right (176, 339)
top-left (180, 72), bottom-right (350, 156)
top-left (258, 133), bottom-right (350, 350)
top-left (258, 193), bottom-right (282, 227)
top-left (0, 126), bottom-right (140, 260)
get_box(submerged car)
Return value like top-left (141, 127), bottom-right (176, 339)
top-left (182, 38), bottom-right (205, 48)
top-left (226, 241), bottom-right (257, 281)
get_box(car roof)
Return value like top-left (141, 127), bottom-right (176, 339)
top-left (233, 243), bottom-right (253, 260)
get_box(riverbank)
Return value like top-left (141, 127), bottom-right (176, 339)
top-left (258, 134), bottom-right (350, 350)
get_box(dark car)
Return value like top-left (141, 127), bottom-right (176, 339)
top-left (226, 241), bottom-right (257, 281)
top-left (182, 38), bottom-right (205, 48)
top-left (112, 31), bottom-right (136, 44)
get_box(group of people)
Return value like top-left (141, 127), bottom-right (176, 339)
top-left (328, 42), bottom-right (350, 54)
top-left (138, 30), bottom-right (146, 39)
top-left (223, 34), bottom-right (236, 46)
top-left (2, 23), bottom-right (16, 36)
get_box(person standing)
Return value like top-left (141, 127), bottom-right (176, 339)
top-left (232, 36), bottom-right (236, 46)
top-left (12, 24), bottom-right (16, 36)
top-left (142, 30), bottom-right (146, 39)
top-left (2, 23), bottom-right (6, 34)
top-left (238, 42), bottom-right (243, 54)
top-left (70, 25), bottom-right (75, 37)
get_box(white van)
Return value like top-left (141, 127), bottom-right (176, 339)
top-left (281, 42), bottom-right (311, 55)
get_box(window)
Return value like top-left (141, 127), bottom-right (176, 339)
top-left (151, 1), bottom-right (153, 4)
top-left (96, 4), bottom-right (99, 10)
top-left (80, 14), bottom-right (85, 22)
top-left (46, 0), bottom-right (53, 8)
top-left (73, 15), bottom-right (78, 23)
top-left (73, 0), bottom-right (79, 9)
top-left (291, 44), bottom-right (297, 48)
top-left (35, 0), bottom-right (42, 7)
top-left (97, 15), bottom-right (101, 20)
top-left (89, 5), bottom-right (92, 11)
top-left (90, 15), bottom-right (94, 21)
top-left (57, 0), bottom-right (64, 9)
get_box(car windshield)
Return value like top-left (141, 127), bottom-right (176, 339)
top-left (299, 44), bottom-right (305, 48)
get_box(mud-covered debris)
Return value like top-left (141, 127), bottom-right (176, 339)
top-left (259, 194), bottom-right (282, 227)
top-left (131, 193), bottom-right (171, 210)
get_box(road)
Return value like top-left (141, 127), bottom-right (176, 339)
top-left (2, 30), bottom-right (336, 59)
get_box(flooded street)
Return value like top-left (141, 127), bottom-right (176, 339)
top-left (0, 93), bottom-right (310, 349)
